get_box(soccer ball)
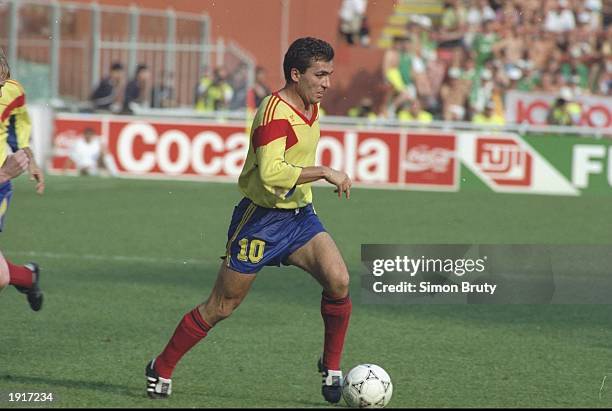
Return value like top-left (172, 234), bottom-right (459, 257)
top-left (342, 364), bottom-right (393, 408)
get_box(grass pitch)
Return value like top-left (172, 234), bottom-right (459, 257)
top-left (1, 175), bottom-right (611, 407)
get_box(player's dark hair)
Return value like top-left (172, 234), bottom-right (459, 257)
top-left (283, 37), bottom-right (334, 83)
top-left (0, 48), bottom-right (11, 79)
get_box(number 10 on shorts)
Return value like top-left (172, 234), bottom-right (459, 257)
top-left (237, 238), bottom-right (266, 263)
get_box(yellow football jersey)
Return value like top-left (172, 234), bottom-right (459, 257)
top-left (0, 79), bottom-right (31, 167)
top-left (238, 93), bottom-right (320, 209)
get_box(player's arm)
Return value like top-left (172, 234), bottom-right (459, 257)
top-left (0, 150), bottom-right (29, 184)
top-left (296, 166), bottom-right (352, 199)
top-left (12, 105), bottom-right (45, 195)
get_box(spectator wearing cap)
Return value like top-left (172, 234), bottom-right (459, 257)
top-left (90, 62), bottom-right (124, 112)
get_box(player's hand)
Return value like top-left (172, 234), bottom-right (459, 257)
top-left (29, 161), bottom-right (45, 195)
top-left (325, 168), bottom-right (352, 199)
top-left (0, 150), bottom-right (30, 182)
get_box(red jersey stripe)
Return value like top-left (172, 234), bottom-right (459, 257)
top-left (1, 94), bottom-right (25, 123)
top-left (262, 96), bottom-right (277, 126)
top-left (252, 119), bottom-right (299, 151)
top-left (267, 97), bottom-right (281, 125)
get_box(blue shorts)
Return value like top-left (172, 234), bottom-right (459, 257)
top-left (0, 181), bottom-right (13, 232)
top-left (224, 197), bottom-right (326, 274)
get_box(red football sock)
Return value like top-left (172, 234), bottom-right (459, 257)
top-left (154, 308), bottom-right (211, 379)
top-left (321, 292), bottom-right (352, 371)
top-left (7, 260), bottom-right (33, 288)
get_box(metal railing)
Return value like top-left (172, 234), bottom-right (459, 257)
top-left (0, 0), bottom-right (255, 107)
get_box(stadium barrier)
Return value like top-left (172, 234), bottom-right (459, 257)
top-left (37, 110), bottom-right (612, 197)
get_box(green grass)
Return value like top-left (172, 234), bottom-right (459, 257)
top-left (1, 175), bottom-right (611, 408)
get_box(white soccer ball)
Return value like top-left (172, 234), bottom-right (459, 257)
top-left (342, 364), bottom-right (393, 408)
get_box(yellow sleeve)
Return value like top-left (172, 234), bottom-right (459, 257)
top-left (2, 80), bottom-right (30, 150)
top-left (11, 105), bottom-right (32, 149)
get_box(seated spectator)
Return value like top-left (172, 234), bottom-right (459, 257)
top-left (151, 71), bottom-right (175, 109)
top-left (195, 66), bottom-right (234, 112)
top-left (472, 102), bottom-right (505, 125)
top-left (348, 97), bottom-right (378, 120)
top-left (397, 99), bottom-right (433, 123)
top-left (63, 128), bottom-right (118, 176)
top-left (123, 64), bottom-right (151, 114)
top-left (546, 97), bottom-right (572, 125)
top-left (90, 62), bottom-right (124, 113)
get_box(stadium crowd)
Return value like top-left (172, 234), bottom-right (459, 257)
top-left (375, 0), bottom-right (610, 125)
top-left (88, 0), bottom-right (610, 127)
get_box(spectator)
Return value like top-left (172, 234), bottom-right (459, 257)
top-left (544, 0), bottom-right (576, 33)
top-left (397, 98), bottom-right (433, 123)
top-left (472, 102), bottom-right (505, 125)
top-left (347, 97), bottom-right (377, 120)
top-left (338, 0), bottom-right (368, 46)
top-left (230, 64), bottom-right (249, 111)
top-left (546, 96), bottom-right (572, 125)
top-left (64, 128), bottom-right (118, 176)
top-left (382, 36), bottom-right (416, 116)
top-left (151, 71), bottom-right (175, 109)
top-left (247, 66), bottom-right (271, 112)
top-left (90, 62), bottom-right (124, 113)
top-left (472, 19), bottom-right (499, 66)
top-left (195, 66), bottom-right (234, 112)
top-left (123, 64), bottom-right (151, 114)
top-left (440, 66), bottom-right (469, 121)
top-left (437, 0), bottom-right (467, 48)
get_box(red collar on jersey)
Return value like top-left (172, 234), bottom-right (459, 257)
top-left (272, 91), bottom-right (318, 126)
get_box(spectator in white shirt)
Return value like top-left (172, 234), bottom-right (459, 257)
top-left (545, 0), bottom-right (576, 33)
top-left (65, 128), bottom-right (118, 176)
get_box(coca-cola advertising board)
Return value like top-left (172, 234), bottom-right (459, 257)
top-left (51, 114), bottom-right (457, 190)
top-left (52, 113), bottom-right (602, 196)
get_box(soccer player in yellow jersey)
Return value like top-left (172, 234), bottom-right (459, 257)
top-left (147, 38), bottom-right (352, 404)
top-left (0, 49), bottom-right (45, 311)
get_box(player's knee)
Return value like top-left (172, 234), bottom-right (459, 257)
top-left (210, 297), bottom-right (241, 323)
top-left (326, 271), bottom-right (350, 299)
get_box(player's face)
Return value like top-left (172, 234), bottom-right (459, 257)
top-left (296, 59), bottom-right (334, 105)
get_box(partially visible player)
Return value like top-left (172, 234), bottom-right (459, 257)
top-left (0, 48), bottom-right (45, 311)
top-left (146, 37), bottom-right (352, 404)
